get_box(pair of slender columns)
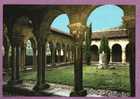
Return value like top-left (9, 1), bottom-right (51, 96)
top-left (70, 44), bottom-right (87, 96)
top-left (3, 46), bottom-right (9, 72)
top-left (63, 47), bottom-right (67, 62)
top-left (8, 44), bottom-right (22, 85)
top-left (21, 46), bottom-right (26, 71)
top-left (20, 46), bottom-right (37, 71)
top-left (51, 47), bottom-right (56, 65)
top-left (57, 49), bottom-right (61, 63)
top-left (33, 43), bottom-right (49, 90)
top-left (109, 49), bottom-right (126, 63)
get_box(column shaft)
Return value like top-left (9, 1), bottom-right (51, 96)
top-left (37, 46), bottom-right (42, 85)
top-left (42, 45), bottom-right (46, 84)
top-left (33, 43), bottom-right (49, 90)
top-left (74, 45), bottom-right (83, 91)
top-left (15, 46), bottom-right (20, 80)
top-left (11, 46), bottom-right (16, 81)
top-left (122, 49), bottom-right (126, 64)
top-left (8, 45), bottom-right (22, 84)
top-left (33, 48), bottom-right (37, 71)
top-left (4, 47), bottom-right (9, 72)
top-left (21, 47), bottom-right (26, 71)
top-left (51, 47), bottom-right (56, 65)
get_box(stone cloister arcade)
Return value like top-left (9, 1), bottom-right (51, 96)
top-left (3, 5), bottom-right (135, 96)
top-left (90, 31), bottom-right (130, 63)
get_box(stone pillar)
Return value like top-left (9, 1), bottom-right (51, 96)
top-left (33, 42), bottom-right (49, 91)
top-left (122, 48), bottom-right (126, 64)
top-left (69, 48), bottom-right (72, 63)
top-left (71, 47), bottom-right (74, 63)
top-left (8, 34), bottom-right (23, 85)
top-left (9, 35), bottom-right (24, 85)
top-left (21, 45), bottom-right (26, 71)
top-left (68, 49), bottom-right (70, 63)
top-left (51, 46), bottom-right (56, 65)
top-left (64, 47), bottom-right (67, 63)
top-left (110, 49), bottom-right (112, 63)
top-left (10, 46), bottom-right (17, 81)
top-left (32, 48), bottom-right (37, 71)
top-left (4, 46), bottom-right (9, 72)
top-left (70, 44), bottom-right (87, 96)
top-left (69, 23), bottom-right (87, 96)
top-left (57, 49), bottom-right (61, 63)
top-left (123, 13), bottom-right (135, 96)
top-left (16, 46), bottom-right (21, 80)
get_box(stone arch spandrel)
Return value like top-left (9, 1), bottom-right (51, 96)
top-left (39, 9), bottom-right (67, 34)
top-left (91, 40), bottom-right (100, 49)
top-left (109, 39), bottom-right (129, 50)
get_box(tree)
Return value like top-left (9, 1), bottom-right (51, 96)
top-left (84, 24), bottom-right (92, 65)
top-left (99, 36), bottom-right (110, 65)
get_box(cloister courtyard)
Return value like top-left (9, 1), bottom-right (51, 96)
top-left (4, 64), bottom-right (130, 96)
top-left (3, 5), bottom-right (135, 97)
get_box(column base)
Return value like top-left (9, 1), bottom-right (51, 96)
top-left (70, 89), bottom-right (87, 96)
top-left (7, 79), bottom-right (23, 86)
top-left (33, 83), bottom-right (50, 91)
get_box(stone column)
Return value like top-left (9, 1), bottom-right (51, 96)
top-left (64, 47), bottom-right (67, 63)
top-left (70, 48), bottom-right (73, 63)
top-left (122, 48), bottom-right (126, 64)
top-left (15, 46), bottom-right (21, 81)
top-left (51, 46), bottom-right (56, 65)
top-left (33, 43), bottom-right (49, 91)
top-left (21, 45), bottom-right (26, 71)
top-left (123, 13), bottom-right (135, 96)
top-left (68, 48), bottom-right (71, 63)
top-left (10, 46), bottom-right (17, 82)
top-left (69, 23), bottom-right (87, 96)
top-left (4, 46), bottom-right (9, 72)
top-left (57, 49), bottom-right (61, 63)
top-left (8, 34), bottom-right (23, 85)
top-left (32, 48), bottom-right (37, 71)
top-left (110, 49), bottom-right (112, 63)
top-left (70, 44), bottom-right (87, 96)
top-left (8, 45), bottom-right (22, 85)
top-left (71, 47), bottom-right (74, 63)
top-left (42, 44), bottom-right (46, 84)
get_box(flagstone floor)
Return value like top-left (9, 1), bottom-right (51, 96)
top-left (10, 82), bottom-right (129, 97)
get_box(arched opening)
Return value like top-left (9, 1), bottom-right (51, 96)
top-left (25, 40), bottom-right (33, 69)
top-left (90, 45), bottom-right (99, 62)
top-left (112, 44), bottom-right (122, 62)
top-left (55, 43), bottom-right (61, 63)
top-left (51, 14), bottom-right (70, 33)
top-left (125, 43), bottom-right (130, 62)
top-left (87, 4), bottom-right (124, 32)
top-left (49, 42), bottom-right (55, 65)
top-left (60, 44), bottom-right (65, 62)
top-left (46, 42), bottom-right (52, 65)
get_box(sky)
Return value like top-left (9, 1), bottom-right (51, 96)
top-left (51, 4), bottom-right (124, 33)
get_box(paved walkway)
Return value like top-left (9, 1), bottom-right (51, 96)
top-left (10, 82), bottom-right (128, 97)
top-left (12, 82), bottom-right (102, 97)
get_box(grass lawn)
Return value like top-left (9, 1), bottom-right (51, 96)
top-left (21, 65), bottom-right (130, 92)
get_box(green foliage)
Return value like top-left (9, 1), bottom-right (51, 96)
top-left (84, 24), bottom-right (92, 65)
top-left (99, 36), bottom-right (110, 64)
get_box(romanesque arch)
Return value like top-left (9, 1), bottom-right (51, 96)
top-left (112, 44), bottom-right (122, 62)
top-left (90, 45), bottom-right (99, 62)
top-left (50, 13), bottom-right (70, 33)
top-left (45, 42), bottom-right (51, 64)
top-left (25, 40), bottom-right (33, 67)
top-left (55, 42), bottom-right (61, 63)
